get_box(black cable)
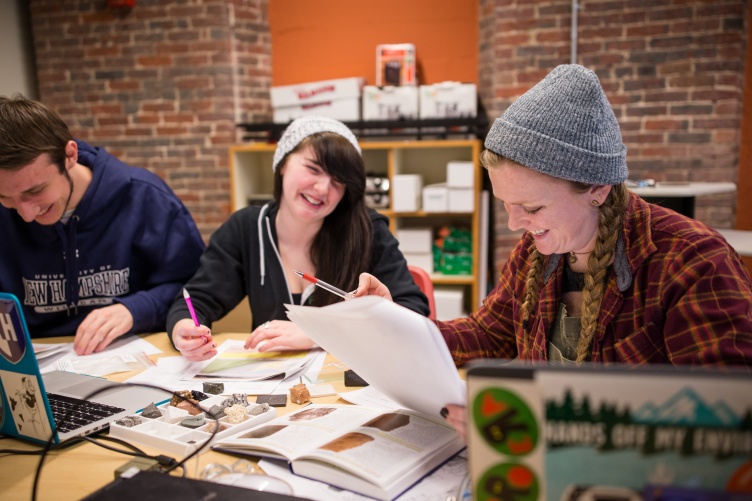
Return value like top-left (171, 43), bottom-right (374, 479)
top-left (32, 381), bottom-right (214, 499)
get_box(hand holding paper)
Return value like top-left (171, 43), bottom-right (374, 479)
top-left (285, 296), bottom-right (466, 417)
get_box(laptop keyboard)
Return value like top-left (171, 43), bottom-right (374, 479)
top-left (47, 393), bottom-right (125, 433)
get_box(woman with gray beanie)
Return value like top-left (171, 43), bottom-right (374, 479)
top-left (168, 116), bottom-right (429, 361)
top-left (354, 64), bottom-right (752, 437)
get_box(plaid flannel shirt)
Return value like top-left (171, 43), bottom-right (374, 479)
top-left (438, 193), bottom-right (752, 369)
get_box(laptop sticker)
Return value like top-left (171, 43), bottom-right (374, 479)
top-left (0, 301), bottom-right (27, 364)
top-left (0, 370), bottom-right (52, 441)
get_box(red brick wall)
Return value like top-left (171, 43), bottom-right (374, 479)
top-left (479, 0), bottom-right (748, 277)
top-left (28, 0), bottom-right (271, 239)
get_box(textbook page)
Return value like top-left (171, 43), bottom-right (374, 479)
top-left (285, 296), bottom-right (466, 417)
top-left (214, 404), bottom-right (464, 501)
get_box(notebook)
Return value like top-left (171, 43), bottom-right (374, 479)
top-left (465, 360), bottom-right (752, 501)
top-left (0, 292), bottom-right (169, 445)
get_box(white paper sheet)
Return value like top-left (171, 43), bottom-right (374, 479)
top-left (286, 296), bottom-right (467, 416)
top-left (34, 335), bottom-right (162, 374)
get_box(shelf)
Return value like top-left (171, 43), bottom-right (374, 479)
top-left (237, 116), bottom-right (489, 142)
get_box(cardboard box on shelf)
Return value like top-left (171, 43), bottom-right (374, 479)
top-left (449, 187), bottom-right (474, 212)
top-left (419, 82), bottom-right (477, 119)
top-left (397, 228), bottom-right (433, 254)
top-left (391, 174), bottom-right (423, 212)
top-left (422, 183), bottom-right (448, 212)
top-left (434, 286), bottom-right (465, 321)
top-left (403, 252), bottom-right (434, 274)
top-left (362, 85), bottom-right (419, 120)
top-left (270, 77), bottom-right (364, 124)
top-left (447, 161), bottom-right (475, 189)
top-left (376, 43), bottom-right (416, 86)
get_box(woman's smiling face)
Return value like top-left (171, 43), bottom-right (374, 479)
top-left (279, 145), bottom-right (345, 223)
top-left (489, 160), bottom-right (611, 256)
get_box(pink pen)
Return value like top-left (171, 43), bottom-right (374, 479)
top-left (183, 288), bottom-right (200, 326)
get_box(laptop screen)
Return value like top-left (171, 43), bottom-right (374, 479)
top-left (465, 361), bottom-right (752, 500)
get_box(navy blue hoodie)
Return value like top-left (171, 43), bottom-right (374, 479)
top-left (0, 140), bottom-right (205, 338)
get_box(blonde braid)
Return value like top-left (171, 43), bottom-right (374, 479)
top-left (520, 245), bottom-right (545, 359)
top-left (575, 184), bottom-right (628, 363)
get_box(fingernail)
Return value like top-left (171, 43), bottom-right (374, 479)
top-left (440, 407), bottom-right (449, 419)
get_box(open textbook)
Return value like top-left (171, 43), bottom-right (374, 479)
top-left (213, 404), bottom-right (464, 500)
top-left (284, 296), bottom-right (466, 417)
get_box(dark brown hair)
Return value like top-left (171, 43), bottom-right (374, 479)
top-left (0, 94), bottom-right (71, 173)
top-left (273, 132), bottom-right (372, 306)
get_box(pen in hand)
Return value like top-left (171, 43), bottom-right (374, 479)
top-left (294, 270), bottom-right (355, 300)
top-left (183, 288), bottom-right (200, 326)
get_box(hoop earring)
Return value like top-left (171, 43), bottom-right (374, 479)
top-left (591, 199), bottom-right (599, 206)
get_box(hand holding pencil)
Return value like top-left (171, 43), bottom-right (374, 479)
top-left (172, 289), bottom-right (216, 362)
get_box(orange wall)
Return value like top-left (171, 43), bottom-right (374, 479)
top-left (268, 0), bottom-right (478, 86)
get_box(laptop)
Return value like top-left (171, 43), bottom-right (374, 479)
top-left (0, 292), bottom-right (169, 445)
top-left (465, 360), bottom-right (752, 501)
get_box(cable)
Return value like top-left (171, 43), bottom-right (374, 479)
top-left (31, 381), bottom-right (212, 499)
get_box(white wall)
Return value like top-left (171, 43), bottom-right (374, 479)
top-left (0, 0), bottom-right (37, 98)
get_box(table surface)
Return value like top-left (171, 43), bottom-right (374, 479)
top-left (630, 181), bottom-right (737, 197)
top-left (0, 332), bottom-right (351, 501)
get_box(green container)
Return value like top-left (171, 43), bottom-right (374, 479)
top-left (439, 252), bottom-right (472, 275)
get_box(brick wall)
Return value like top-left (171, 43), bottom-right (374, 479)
top-left (478, 0), bottom-right (748, 277)
top-left (28, 0), bottom-right (271, 239)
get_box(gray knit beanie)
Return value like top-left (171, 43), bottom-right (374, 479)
top-left (484, 64), bottom-right (627, 185)
top-left (272, 116), bottom-right (361, 171)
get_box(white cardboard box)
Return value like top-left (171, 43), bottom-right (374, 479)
top-left (419, 82), bottom-right (477, 119)
top-left (422, 183), bottom-right (448, 212)
top-left (376, 43), bottom-right (416, 86)
top-left (273, 98), bottom-right (361, 124)
top-left (447, 161), bottom-right (475, 189)
top-left (392, 174), bottom-right (423, 212)
top-left (362, 85), bottom-right (419, 120)
top-left (449, 188), bottom-right (474, 212)
top-left (403, 252), bottom-right (434, 273)
top-left (397, 228), bottom-right (432, 254)
top-left (434, 286), bottom-right (465, 321)
top-left (270, 77), bottom-right (364, 124)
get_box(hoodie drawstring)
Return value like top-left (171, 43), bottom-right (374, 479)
top-left (258, 203), bottom-right (270, 286)
top-left (57, 215), bottom-right (80, 315)
top-left (257, 203), bottom-right (294, 305)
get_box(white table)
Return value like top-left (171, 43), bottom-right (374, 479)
top-left (716, 229), bottom-right (752, 257)
top-left (630, 182), bottom-right (737, 218)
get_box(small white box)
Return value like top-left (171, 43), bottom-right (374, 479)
top-left (362, 86), bottom-right (419, 120)
top-left (449, 188), bottom-right (474, 212)
top-left (447, 161), bottom-right (475, 189)
top-left (434, 287), bottom-right (465, 321)
top-left (392, 174), bottom-right (423, 212)
top-left (422, 183), bottom-right (448, 212)
top-left (273, 98), bottom-right (361, 123)
top-left (403, 252), bottom-right (434, 273)
top-left (270, 77), bottom-right (364, 124)
top-left (376, 44), bottom-right (416, 86)
top-left (419, 82), bottom-right (477, 119)
top-left (397, 228), bottom-right (432, 254)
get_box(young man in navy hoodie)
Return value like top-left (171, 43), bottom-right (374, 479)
top-left (0, 95), bottom-right (205, 355)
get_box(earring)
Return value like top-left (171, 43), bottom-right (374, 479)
top-left (591, 199), bottom-right (599, 206)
